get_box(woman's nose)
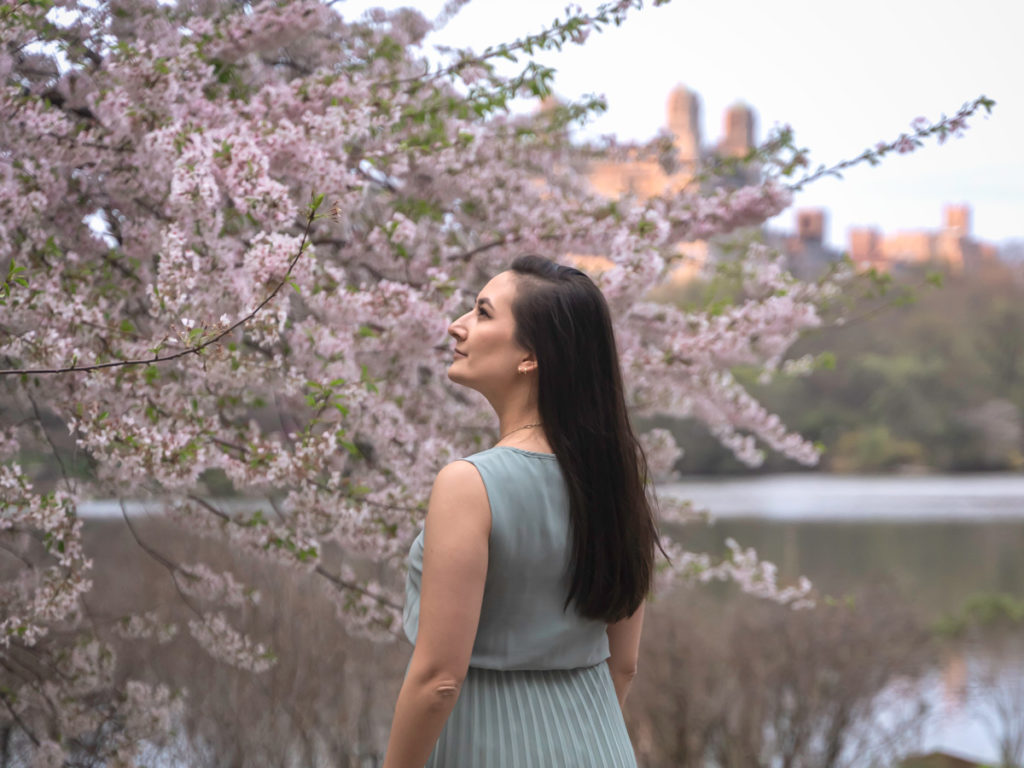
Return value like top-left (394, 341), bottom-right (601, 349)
top-left (449, 307), bottom-right (474, 339)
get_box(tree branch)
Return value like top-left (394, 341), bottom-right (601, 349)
top-left (1, 196), bottom-right (321, 377)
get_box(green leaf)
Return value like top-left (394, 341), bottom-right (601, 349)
top-left (360, 363), bottom-right (378, 394)
top-left (338, 439), bottom-right (361, 457)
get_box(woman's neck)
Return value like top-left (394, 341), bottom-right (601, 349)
top-left (495, 410), bottom-right (549, 452)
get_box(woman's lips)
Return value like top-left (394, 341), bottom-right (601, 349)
top-left (454, 349), bottom-right (467, 358)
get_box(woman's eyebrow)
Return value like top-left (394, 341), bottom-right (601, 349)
top-left (476, 297), bottom-right (495, 310)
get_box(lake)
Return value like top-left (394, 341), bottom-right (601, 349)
top-left (658, 472), bottom-right (1024, 765)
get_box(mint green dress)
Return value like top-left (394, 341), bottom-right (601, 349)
top-left (404, 446), bottom-right (638, 767)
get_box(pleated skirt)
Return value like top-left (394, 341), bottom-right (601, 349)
top-left (425, 660), bottom-right (637, 768)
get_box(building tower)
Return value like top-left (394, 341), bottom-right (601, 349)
top-left (943, 203), bottom-right (971, 236)
top-left (718, 102), bottom-right (755, 158)
top-left (849, 226), bottom-right (883, 269)
top-left (797, 209), bottom-right (825, 244)
top-left (666, 85), bottom-right (701, 166)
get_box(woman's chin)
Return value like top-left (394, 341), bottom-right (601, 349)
top-left (446, 367), bottom-right (474, 389)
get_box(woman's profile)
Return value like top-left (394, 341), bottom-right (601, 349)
top-left (383, 255), bottom-right (662, 767)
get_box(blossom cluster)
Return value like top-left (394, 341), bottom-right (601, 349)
top-left (655, 535), bottom-right (815, 610)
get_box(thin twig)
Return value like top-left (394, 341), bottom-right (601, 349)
top-left (118, 499), bottom-right (204, 619)
top-left (1, 199), bottom-right (320, 377)
top-left (27, 394), bottom-right (73, 495)
top-left (0, 688), bottom-right (40, 747)
top-left (184, 493), bottom-right (402, 612)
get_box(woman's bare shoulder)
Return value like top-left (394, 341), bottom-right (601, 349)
top-left (427, 460), bottom-right (491, 533)
top-left (435, 458), bottom-right (484, 485)
top-left (432, 460), bottom-right (488, 505)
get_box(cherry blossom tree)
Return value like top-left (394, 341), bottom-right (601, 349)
top-left (0, 0), bottom-right (994, 761)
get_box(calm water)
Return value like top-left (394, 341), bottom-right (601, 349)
top-left (658, 473), bottom-right (1024, 619)
top-left (658, 472), bottom-right (1024, 765)
top-left (661, 472), bottom-right (1024, 521)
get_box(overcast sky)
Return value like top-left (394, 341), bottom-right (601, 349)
top-left (342, 0), bottom-right (1022, 252)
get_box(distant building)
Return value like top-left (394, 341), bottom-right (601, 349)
top-left (571, 85), bottom-right (758, 283)
top-left (767, 204), bottom-right (1002, 278)
top-left (565, 87), bottom-right (1000, 284)
top-left (848, 204), bottom-right (999, 274)
top-left (764, 208), bottom-right (844, 279)
top-left (585, 84), bottom-right (758, 200)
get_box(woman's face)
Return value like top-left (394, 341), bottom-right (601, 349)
top-left (447, 270), bottom-right (536, 397)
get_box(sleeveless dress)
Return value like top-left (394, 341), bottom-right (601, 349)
top-left (403, 445), bottom-right (638, 767)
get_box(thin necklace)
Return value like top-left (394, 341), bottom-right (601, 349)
top-left (497, 422), bottom-right (543, 443)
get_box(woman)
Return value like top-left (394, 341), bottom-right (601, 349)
top-left (383, 255), bottom-right (662, 767)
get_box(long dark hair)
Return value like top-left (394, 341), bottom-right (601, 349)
top-left (508, 254), bottom-right (663, 623)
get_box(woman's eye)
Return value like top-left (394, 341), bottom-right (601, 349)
top-left (476, 308), bottom-right (488, 317)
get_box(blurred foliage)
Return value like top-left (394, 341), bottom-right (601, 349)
top-left (648, 259), bottom-right (1024, 474)
top-left (933, 592), bottom-right (1024, 639)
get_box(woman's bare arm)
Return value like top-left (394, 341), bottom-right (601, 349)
top-left (606, 601), bottom-right (645, 711)
top-left (382, 460), bottom-right (490, 768)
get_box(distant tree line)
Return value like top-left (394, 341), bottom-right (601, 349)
top-left (647, 253), bottom-right (1024, 474)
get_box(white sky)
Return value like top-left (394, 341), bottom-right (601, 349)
top-left (341, 0), bottom-right (1023, 252)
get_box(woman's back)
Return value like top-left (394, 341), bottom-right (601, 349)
top-left (403, 446), bottom-right (637, 767)
top-left (404, 445), bottom-right (610, 670)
